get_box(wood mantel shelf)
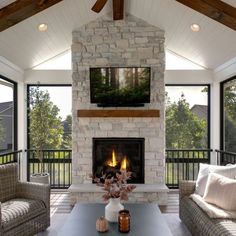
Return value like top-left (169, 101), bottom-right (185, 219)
top-left (77, 109), bottom-right (160, 118)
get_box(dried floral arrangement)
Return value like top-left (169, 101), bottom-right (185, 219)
top-left (93, 171), bottom-right (136, 201)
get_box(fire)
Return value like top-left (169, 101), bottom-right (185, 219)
top-left (107, 149), bottom-right (118, 167)
top-left (107, 151), bottom-right (129, 170)
top-left (120, 156), bottom-right (128, 171)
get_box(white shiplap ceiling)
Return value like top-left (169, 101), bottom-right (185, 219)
top-left (0, 0), bottom-right (15, 8)
top-left (0, 0), bottom-right (235, 70)
top-left (127, 0), bottom-right (236, 70)
top-left (222, 0), bottom-right (236, 8)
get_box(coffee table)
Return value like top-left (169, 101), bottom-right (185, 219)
top-left (58, 203), bottom-right (172, 236)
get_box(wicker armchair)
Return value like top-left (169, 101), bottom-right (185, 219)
top-left (179, 180), bottom-right (236, 236)
top-left (0, 163), bottom-right (50, 236)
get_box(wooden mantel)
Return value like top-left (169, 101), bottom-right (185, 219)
top-left (77, 109), bottom-right (160, 118)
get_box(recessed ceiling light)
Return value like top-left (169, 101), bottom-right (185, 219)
top-left (38, 23), bottom-right (48, 32)
top-left (191, 23), bottom-right (200, 32)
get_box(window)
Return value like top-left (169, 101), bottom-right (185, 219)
top-left (221, 76), bottom-right (236, 152)
top-left (165, 85), bottom-right (210, 149)
top-left (0, 76), bottom-right (17, 152)
top-left (27, 85), bottom-right (72, 150)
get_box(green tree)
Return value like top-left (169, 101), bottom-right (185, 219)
top-left (29, 87), bottom-right (63, 171)
top-left (224, 85), bottom-right (236, 126)
top-left (61, 115), bottom-right (72, 149)
top-left (225, 116), bottom-right (236, 152)
top-left (166, 94), bottom-right (207, 149)
top-left (224, 82), bottom-right (236, 151)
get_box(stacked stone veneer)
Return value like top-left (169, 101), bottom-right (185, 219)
top-left (71, 14), bottom-right (166, 204)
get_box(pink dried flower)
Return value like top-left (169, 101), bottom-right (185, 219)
top-left (93, 170), bottom-right (136, 201)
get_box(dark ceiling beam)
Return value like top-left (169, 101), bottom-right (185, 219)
top-left (113, 0), bottom-right (124, 20)
top-left (91, 0), bottom-right (108, 13)
top-left (176, 0), bottom-right (236, 31)
top-left (0, 0), bottom-right (63, 32)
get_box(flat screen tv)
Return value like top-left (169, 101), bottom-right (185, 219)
top-left (90, 67), bottom-right (150, 107)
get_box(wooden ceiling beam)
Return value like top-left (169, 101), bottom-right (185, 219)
top-left (0, 0), bottom-right (63, 32)
top-left (91, 0), bottom-right (108, 13)
top-left (176, 0), bottom-right (236, 31)
top-left (113, 0), bottom-right (124, 20)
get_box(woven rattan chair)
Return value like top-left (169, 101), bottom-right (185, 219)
top-left (179, 180), bottom-right (236, 236)
top-left (0, 163), bottom-right (50, 236)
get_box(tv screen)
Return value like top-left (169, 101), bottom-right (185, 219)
top-left (90, 67), bottom-right (150, 106)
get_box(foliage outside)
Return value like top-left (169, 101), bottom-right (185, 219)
top-left (28, 87), bottom-right (64, 172)
top-left (61, 115), bottom-right (72, 149)
top-left (224, 80), bottom-right (236, 152)
top-left (165, 91), bottom-right (208, 186)
top-left (165, 93), bottom-right (207, 149)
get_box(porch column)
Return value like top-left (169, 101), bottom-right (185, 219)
top-left (210, 81), bottom-right (220, 165)
top-left (17, 81), bottom-right (27, 181)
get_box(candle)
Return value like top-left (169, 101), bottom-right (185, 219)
top-left (118, 210), bottom-right (130, 233)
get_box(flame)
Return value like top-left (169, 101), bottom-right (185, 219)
top-left (120, 156), bottom-right (128, 171)
top-left (107, 149), bottom-right (118, 167)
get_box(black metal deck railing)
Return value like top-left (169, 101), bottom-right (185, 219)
top-left (0, 150), bottom-right (22, 165)
top-left (216, 149), bottom-right (236, 165)
top-left (165, 149), bottom-right (212, 188)
top-left (26, 149), bottom-right (72, 189)
top-left (2, 148), bottom-right (235, 190)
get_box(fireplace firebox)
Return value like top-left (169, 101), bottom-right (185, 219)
top-left (92, 138), bottom-right (144, 183)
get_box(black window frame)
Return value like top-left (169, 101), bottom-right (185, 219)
top-left (220, 76), bottom-right (236, 151)
top-left (0, 74), bottom-right (18, 151)
top-left (26, 84), bottom-right (72, 149)
top-left (165, 84), bottom-right (211, 149)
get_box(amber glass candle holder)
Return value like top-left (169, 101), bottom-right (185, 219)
top-left (118, 210), bottom-right (130, 233)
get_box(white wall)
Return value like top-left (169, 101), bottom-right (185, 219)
top-left (210, 81), bottom-right (220, 164)
top-left (24, 70), bottom-right (72, 84)
top-left (165, 70), bottom-right (213, 84)
top-left (214, 57), bottom-right (236, 83)
top-left (17, 82), bottom-right (28, 180)
top-left (0, 56), bottom-right (24, 82)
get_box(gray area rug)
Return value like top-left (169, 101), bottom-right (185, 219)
top-left (163, 214), bottom-right (192, 236)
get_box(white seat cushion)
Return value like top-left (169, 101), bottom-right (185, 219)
top-left (1, 198), bottom-right (46, 231)
top-left (191, 193), bottom-right (236, 219)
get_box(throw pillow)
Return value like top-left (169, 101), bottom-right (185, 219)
top-left (203, 173), bottom-right (236, 211)
top-left (195, 163), bottom-right (236, 196)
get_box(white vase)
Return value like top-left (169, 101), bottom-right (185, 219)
top-left (105, 198), bottom-right (124, 222)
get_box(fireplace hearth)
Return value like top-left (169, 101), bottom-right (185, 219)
top-left (93, 138), bottom-right (144, 183)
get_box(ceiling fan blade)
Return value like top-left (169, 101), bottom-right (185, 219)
top-left (91, 0), bottom-right (108, 13)
top-left (113, 0), bottom-right (124, 20)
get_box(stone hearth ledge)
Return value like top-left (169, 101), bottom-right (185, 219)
top-left (69, 184), bottom-right (169, 206)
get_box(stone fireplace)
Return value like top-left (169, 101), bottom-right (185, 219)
top-left (93, 138), bottom-right (145, 184)
top-left (70, 14), bottom-right (168, 204)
